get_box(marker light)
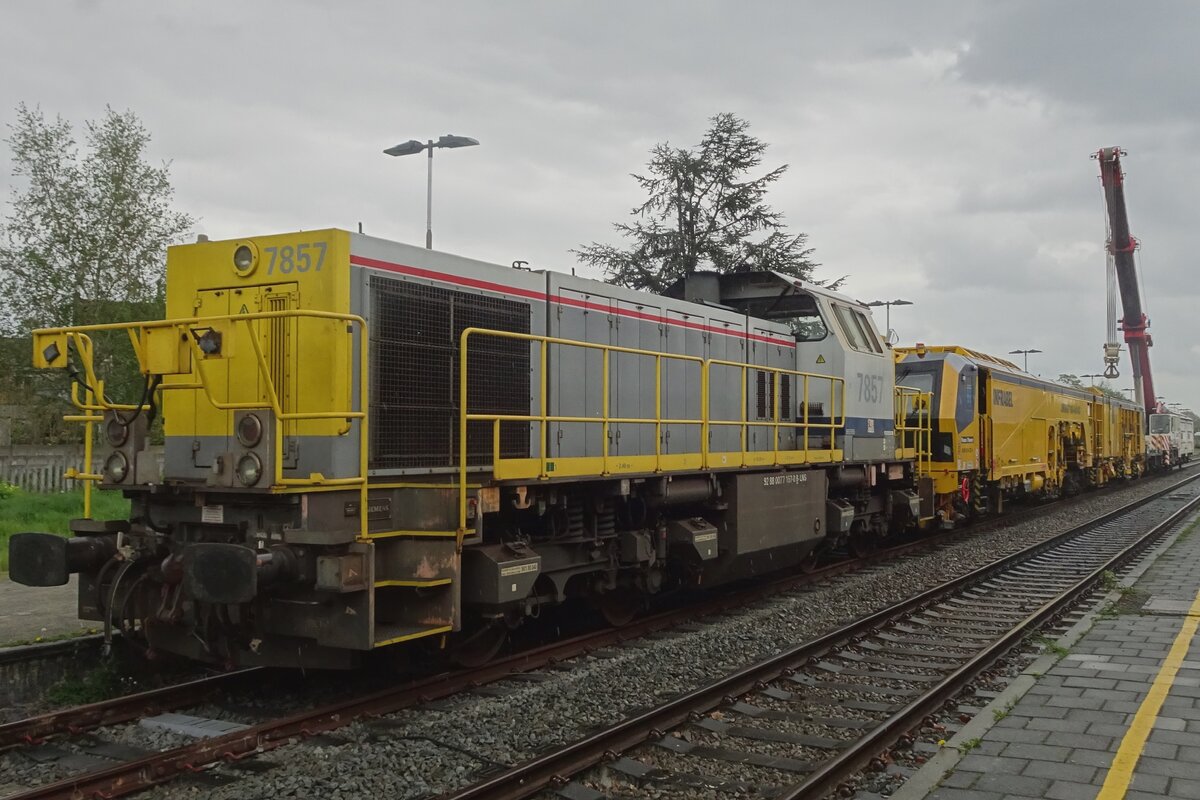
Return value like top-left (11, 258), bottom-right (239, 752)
top-left (103, 451), bottom-right (129, 483)
top-left (236, 453), bottom-right (263, 486)
top-left (104, 417), bottom-right (129, 447)
top-left (237, 413), bottom-right (264, 448)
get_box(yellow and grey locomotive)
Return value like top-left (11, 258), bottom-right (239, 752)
top-left (11, 230), bottom-right (929, 668)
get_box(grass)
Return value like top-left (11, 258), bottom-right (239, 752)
top-left (1030, 632), bottom-right (1069, 659)
top-left (957, 737), bottom-right (982, 754)
top-left (0, 627), bottom-right (98, 648)
top-left (1176, 518), bottom-right (1200, 543)
top-left (0, 484), bottom-right (129, 572)
top-left (45, 659), bottom-right (125, 706)
top-left (1099, 570), bottom-right (1119, 592)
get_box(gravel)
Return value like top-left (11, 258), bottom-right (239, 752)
top-left (17, 470), bottom-right (1186, 800)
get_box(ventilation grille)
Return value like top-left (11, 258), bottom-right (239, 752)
top-left (369, 276), bottom-right (531, 469)
top-left (754, 371), bottom-right (792, 421)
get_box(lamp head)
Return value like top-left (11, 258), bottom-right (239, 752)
top-left (384, 139), bottom-right (426, 157)
top-left (436, 134), bottom-right (480, 149)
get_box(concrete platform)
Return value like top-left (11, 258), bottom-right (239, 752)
top-left (0, 574), bottom-right (93, 645)
top-left (895, 508), bottom-right (1200, 800)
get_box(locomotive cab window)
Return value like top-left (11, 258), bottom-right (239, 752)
top-left (833, 304), bottom-right (883, 355)
top-left (784, 308), bottom-right (828, 341)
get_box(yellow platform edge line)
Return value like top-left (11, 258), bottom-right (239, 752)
top-left (374, 578), bottom-right (452, 588)
top-left (1095, 586), bottom-right (1200, 799)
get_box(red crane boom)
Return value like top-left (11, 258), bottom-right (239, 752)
top-left (1095, 146), bottom-right (1157, 415)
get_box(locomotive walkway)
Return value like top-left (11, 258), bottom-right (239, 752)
top-left (896, 502), bottom-right (1200, 800)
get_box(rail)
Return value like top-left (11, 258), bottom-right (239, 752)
top-left (440, 471), bottom-right (1200, 800)
top-left (458, 327), bottom-right (847, 538)
top-left (32, 310), bottom-right (370, 537)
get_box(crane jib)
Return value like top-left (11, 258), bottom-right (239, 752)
top-left (1095, 146), bottom-right (1157, 415)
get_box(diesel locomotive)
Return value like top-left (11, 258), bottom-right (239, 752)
top-left (10, 230), bottom-right (932, 668)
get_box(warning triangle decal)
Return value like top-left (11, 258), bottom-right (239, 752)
top-left (238, 304), bottom-right (249, 314)
top-left (815, 354), bottom-right (826, 364)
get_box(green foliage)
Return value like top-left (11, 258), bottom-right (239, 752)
top-left (46, 659), bottom-right (124, 706)
top-left (574, 113), bottom-right (823, 293)
top-left (1099, 569), bottom-right (1119, 591)
top-left (0, 486), bottom-right (129, 572)
top-left (0, 480), bottom-right (17, 501)
top-left (957, 737), bottom-right (982, 754)
top-left (1057, 374), bottom-right (1127, 401)
top-left (1030, 633), bottom-right (1069, 658)
top-left (0, 104), bottom-right (194, 440)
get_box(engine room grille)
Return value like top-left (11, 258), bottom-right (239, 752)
top-left (754, 371), bottom-right (792, 421)
top-left (369, 275), bottom-right (531, 470)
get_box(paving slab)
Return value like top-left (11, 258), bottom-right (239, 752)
top-left (890, 505), bottom-right (1200, 800)
top-left (0, 573), bottom-right (92, 644)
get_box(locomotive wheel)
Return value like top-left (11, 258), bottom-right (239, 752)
top-left (448, 621), bottom-right (508, 668)
top-left (798, 548), bottom-right (822, 574)
top-left (597, 590), bottom-right (642, 627)
top-left (849, 529), bottom-right (878, 559)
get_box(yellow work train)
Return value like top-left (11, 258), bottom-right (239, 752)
top-left (895, 345), bottom-right (1145, 523)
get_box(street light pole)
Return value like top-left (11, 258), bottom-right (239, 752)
top-left (426, 141), bottom-right (433, 249)
top-left (1008, 348), bottom-right (1042, 372)
top-left (384, 134), bottom-right (480, 250)
top-left (1080, 373), bottom-right (1104, 386)
top-left (863, 299), bottom-right (913, 341)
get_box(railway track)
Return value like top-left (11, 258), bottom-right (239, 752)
top-left (1, 469), bottom-right (1195, 799)
top-left (442, 470), bottom-right (1200, 800)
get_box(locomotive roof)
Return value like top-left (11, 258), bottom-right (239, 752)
top-left (661, 269), bottom-right (864, 318)
top-left (896, 345), bottom-right (1142, 411)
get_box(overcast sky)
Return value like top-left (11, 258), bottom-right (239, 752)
top-left (2, 0), bottom-right (1197, 408)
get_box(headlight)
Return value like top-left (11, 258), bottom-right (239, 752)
top-left (237, 413), bottom-right (263, 447)
top-left (104, 417), bottom-right (129, 447)
top-left (236, 453), bottom-right (263, 487)
top-left (232, 243), bottom-right (258, 275)
top-left (103, 451), bottom-right (129, 483)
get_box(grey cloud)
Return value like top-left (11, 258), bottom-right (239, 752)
top-left (0, 0), bottom-right (1196, 407)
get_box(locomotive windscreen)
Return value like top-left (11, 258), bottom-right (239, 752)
top-left (369, 275), bottom-right (531, 469)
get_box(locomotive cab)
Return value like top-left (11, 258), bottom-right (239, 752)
top-left (895, 349), bottom-right (980, 522)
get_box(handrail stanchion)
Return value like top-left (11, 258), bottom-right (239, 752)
top-left (83, 383), bottom-right (94, 518)
top-left (602, 348), bottom-right (610, 475)
top-left (701, 363), bottom-right (706, 469)
top-left (740, 365), bottom-right (748, 466)
top-left (773, 371), bottom-right (781, 465)
top-left (458, 330), bottom-right (470, 542)
top-left (540, 339), bottom-right (549, 480)
top-left (654, 354), bottom-right (662, 471)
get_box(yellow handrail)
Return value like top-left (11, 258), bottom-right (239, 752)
top-left (895, 385), bottom-right (932, 477)
top-left (704, 358), bottom-right (846, 468)
top-left (33, 309), bottom-right (370, 538)
top-left (457, 327), bottom-right (707, 547)
top-left (457, 328), bottom-right (851, 538)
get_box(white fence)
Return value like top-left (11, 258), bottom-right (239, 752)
top-left (1, 445), bottom-right (164, 493)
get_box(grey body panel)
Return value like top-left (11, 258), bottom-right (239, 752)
top-left (347, 235), bottom-right (547, 476)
